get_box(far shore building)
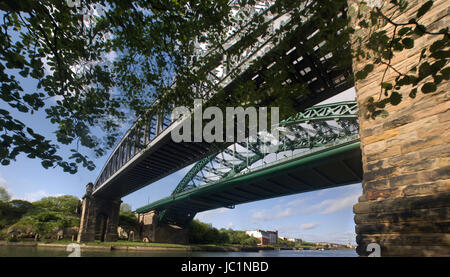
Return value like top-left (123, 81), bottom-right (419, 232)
top-left (279, 236), bottom-right (297, 242)
top-left (246, 230), bottom-right (278, 245)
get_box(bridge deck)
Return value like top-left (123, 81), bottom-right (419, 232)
top-left (135, 140), bottom-right (362, 219)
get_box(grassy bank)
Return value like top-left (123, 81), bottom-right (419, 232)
top-left (0, 240), bottom-right (281, 252)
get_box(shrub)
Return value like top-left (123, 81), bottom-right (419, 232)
top-left (0, 200), bottom-right (33, 229)
top-left (6, 235), bottom-right (18, 242)
top-left (119, 211), bottom-right (138, 228)
top-left (36, 211), bottom-right (60, 223)
top-left (242, 237), bottom-right (260, 246)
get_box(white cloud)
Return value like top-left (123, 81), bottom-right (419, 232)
top-left (306, 191), bottom-right (360, 215)
top-left (21, 190), bottom-right (63, 202)
top-left (0, 177), bottom-right (15, 199)
top-left (300, 222), bottom-right (319, 230)
top-left (195, 207), bottom-right (230, 221)
top-left (316, 87), bottom-right (355, 105)
top-left (286, 197), bottom-right (306, 207)
top-left (251, 206), bottom-right (294, 223)
top-left (0, 177), bottom-right (8, 188)
top-left (250, 189), bottom-right (360, 223)
top-left (300, 231), bottom-right (356, 245)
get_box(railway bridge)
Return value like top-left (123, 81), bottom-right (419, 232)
top-left (77, 1), bottom-right (450, 256)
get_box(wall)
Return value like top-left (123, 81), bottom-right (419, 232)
top-left (349, 0), bottom-right (450, 256)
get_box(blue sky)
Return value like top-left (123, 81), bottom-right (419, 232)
top-left (0, 78), bottom-right (361, 244)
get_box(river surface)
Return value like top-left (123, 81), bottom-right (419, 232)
top-left (0, 245), bottom-right (357, 257)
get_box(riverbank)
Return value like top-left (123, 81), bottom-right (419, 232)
top-left (0, 238), bottom-right (356, 252)
top-left (0, 240), bottom-right (280, 252)
top-left (0, 240), bottom-right (351, 252)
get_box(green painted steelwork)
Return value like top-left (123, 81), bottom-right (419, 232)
top-left (171, 101), bottom-right (358, 196)
top-left (135, 139), bottom-right (360, 214)
top-left (136, 102), bottom-right (361, 226)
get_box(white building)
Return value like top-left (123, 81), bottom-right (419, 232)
top-left (246, 230), bottom-right (278, 245)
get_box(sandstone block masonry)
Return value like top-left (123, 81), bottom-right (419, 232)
top-left (137, 211), bottom-right (189, 244)
top-left (349, 0), bottom-right (450, 256)
top-left (77, 183), bottom-right (121, 243)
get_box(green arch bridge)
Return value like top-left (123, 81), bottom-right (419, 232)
top-left (135, 101), bottom-right (362, 226)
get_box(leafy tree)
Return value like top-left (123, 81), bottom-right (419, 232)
top-left (118, 202), bottom-right (137, 229)
top-left (118, 211), bottom-right (137, 229)
top-left (0, 199), bottom-right (34, 229)
top-left (120, 203), bottom-right (132, 213)
top-left (0, 194), bottom-right (82, 239)
top-left (189, 220), bottom-right (260, 245)
top-left (242, 236), bottom-right (260, 246)
top-left (8, 211), bottom-right (80, 237)
top-left (32, 195), bottom-right (80, 215)
top-left (0, 0), bottom-right (447, 173)
top-left (0, 186), bottom-right (11, 202)
top-left (9, 199), bottom-right (33, 212)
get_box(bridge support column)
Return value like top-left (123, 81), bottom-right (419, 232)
top-left (77, 183), bottom-right (121, 243)
top-left (138, 210), bottom-right (189, 244)
top-left (349, 1), bottom-right (450, 256)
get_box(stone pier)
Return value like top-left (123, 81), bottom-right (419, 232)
top-left (137, 211), bottom-right (189, 244)
top-left (77, 183), bottom-right (121, 243)
top-left (349, 0), bottom-right (450, 256)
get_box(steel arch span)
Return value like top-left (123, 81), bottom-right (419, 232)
top-left (136, 101), bottom-right (362, 226)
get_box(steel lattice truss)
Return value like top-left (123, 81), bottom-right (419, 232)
top-left (158, 101), bottom-right (358, 225)
top-left (93, 2), bottom-right (353, 199)
top-left (93, 6), bottom-right (305, 192)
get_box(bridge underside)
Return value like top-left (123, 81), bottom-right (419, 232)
top-left (92, 4), bottom-right (353, 200)
top-left (93, 136), bottom-right (221, 200)
top-left (136, 140), bottom-right (362, 226)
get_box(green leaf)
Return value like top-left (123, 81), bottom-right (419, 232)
top-left (355, 70), bottom-right (368, 80)
top-left (19, 68), bottom-right (29, 78)
top-left (430, 40), bottom-right (445, 53)
top-left (421, 82), bottom-right (437, 93)
top-left (398, 27), bottom-right (411, 36)
top-left (433, 74), bottom-right (443, 84)
top-left (409, 88), bottom-right (417, 98)
top-left (393, 41), bottom-right (404, 51)
top-left (442, 67), bottom-right (450, 80)
top-left (417, 1), bottom-right (433, 18)
top-left (419, 62), bottom-right (431, 78)
top-left (430, 50), bottom-right (450, 60)
top-left (402, 37), bottom-right (414, 49)
top-left (381, 82), bottom-right (393, 90)
top-left (414, 24), bottom-right (427, 36)
top-left (389, 91), bottom-right (402, 105)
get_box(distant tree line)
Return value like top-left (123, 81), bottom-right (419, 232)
top-left (188, 219), bottom-right (324, 247)
top-left (188, 220), bottom-right (260, 246)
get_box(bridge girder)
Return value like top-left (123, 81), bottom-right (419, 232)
top-left (144, 101), bottom-right (360, 226)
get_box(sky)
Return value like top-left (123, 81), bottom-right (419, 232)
top-left (0, 80), bottom-right (361, 245)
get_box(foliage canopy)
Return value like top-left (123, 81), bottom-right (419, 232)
top-left (0, 0), bottom-right (448, 173)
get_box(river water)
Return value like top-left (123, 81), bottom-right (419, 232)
top-left (0, 245), bottom-right (357, 257)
